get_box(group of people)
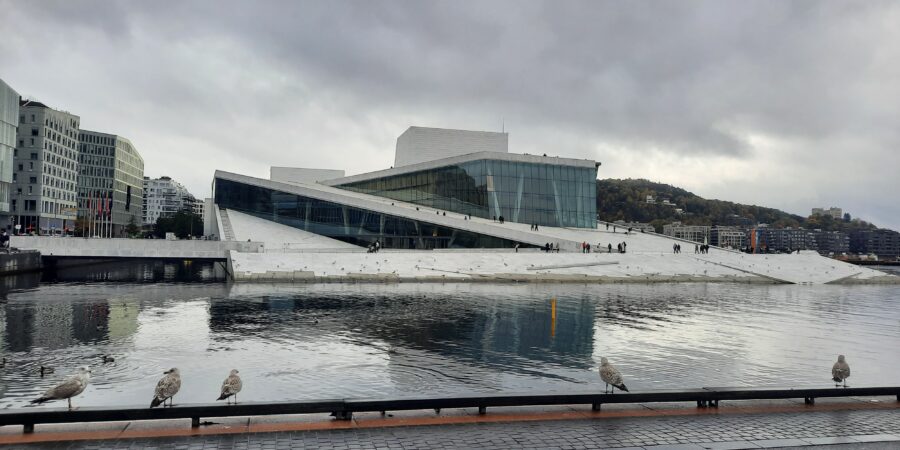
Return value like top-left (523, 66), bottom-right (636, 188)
top-left (673, 243), bottom-right (683, 253)
top-left (542, 242), bottom-right (561, 253)
top-left (492, 216), bottom-right (505, 224)
top-left (694, 244), bottom-right (710, 254)
top-left (530, 223), bottom-right (540, 231)
top-left (367, 240), bottom-right (382, 253)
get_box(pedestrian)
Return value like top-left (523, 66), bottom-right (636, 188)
top-left (554, 242), bottom-right (559, 253)
top-left (695, 244), bottom-right (699, 254)
top-left (535, 224), bottom-right (539, 231)
top-left (515, 243), bottom-right (520, 253)
top-left (606, 223), bottom-right (609, 230)
top-left (608, 243), bottom-right (612, 253)
top-left (673, 243), bottom-right (677, 254)
top-left (623, 242), bottom-right (627, 252)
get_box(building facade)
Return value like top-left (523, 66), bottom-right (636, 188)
top-left (332, 156), bottom-right (598, 228)
top-left (710, 226), bottom-right (746, 249)
top-left (812, 207), bottom-right (843, 219)
top-left (5, 100), bottom-right (80, 234)
top-left (0, 79), bottom-right (18, 215)
top-left (813, 230), bottom-right (849, 255)
top-left (662, 222), bottom-right (710, 243)
top-left (849, 229), bottom-right (900, 259)
top-left (761, 227), bottom-right (816, 252)
top-left (142, 176), bottom-right (196, 225)
top-left (76, 130), bottom-right (144, 237)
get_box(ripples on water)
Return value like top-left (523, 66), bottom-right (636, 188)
top-left (0, 261), bottom-right (898, 408)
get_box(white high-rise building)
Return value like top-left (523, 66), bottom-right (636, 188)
top-left (6, 99), bottom-right (80, 234)
top-left (76, 130), bottom-right (145, 237)
top-left (142, 176), bottom-right (196, 225)
top-left (0, 78), bottom-right (19, 216)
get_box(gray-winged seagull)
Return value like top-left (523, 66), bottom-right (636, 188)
top-left (216, 369), bottom-right (243, 404)
top-left (599, 357), bottom-right (629, 394)
top-left (31, 366), bottom-right (92, 409)
top-left (150, 367), bottom-right (182, 408)
top-left (832, 355), bottom-right (850, 388)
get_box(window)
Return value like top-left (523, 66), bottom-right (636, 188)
top-left (29, 162), bottom-right (33, 170)
top-left (12, 174), bottom-right (16, 182)
top-left (13, 149), bottom-right (17, 157)
top-left (28, 186), bottom-right (32, 194)
top-left (31, 128), bottom-right (38, 136)
top-left (30, 115), bottom-right (35, 123)
top-left (30, 152), bottom-right (37, 160)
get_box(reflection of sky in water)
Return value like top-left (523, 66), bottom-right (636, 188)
top-left (1, 282), bottom-right (898, 409)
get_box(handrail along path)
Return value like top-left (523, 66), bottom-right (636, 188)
top-left (2, 386), bottom-right (898, 434)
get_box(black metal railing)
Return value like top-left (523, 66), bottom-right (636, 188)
top-left (2, 386), bottom-right (898, 433)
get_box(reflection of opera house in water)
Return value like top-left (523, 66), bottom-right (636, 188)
top-left (206, 126), bottom-right (601, 249)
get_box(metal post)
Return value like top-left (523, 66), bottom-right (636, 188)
top-left (191, 417), bottom-right (200, 428)
top-left (23, 423), bottom-right (34, 433)
top-left (591, 403), bottom-right (601, 411)
top-left (478, 406), bottom-right (486, 415)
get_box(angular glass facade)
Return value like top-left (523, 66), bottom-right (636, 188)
top-left (214, 177), bottom-right (535, 250)
top-left (335, 159), bottom-right (597, 228)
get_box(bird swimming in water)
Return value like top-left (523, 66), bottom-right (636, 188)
top-left (832, 355), bottom-right (850, 388)
top-left (599, 357), bottom-right (629, 394)
top-left (39, 366), bottom-right (55, 377)
top-left (101, 355), bottom-right (115, 364)
top-left (216, 369), bottom-right (243, 404)
top-left (31, 366), bottom-right (91, 410)
top-left (150, 368), bottom-right (181, 408)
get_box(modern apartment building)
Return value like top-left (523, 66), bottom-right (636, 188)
top-left (5, 99), bottom-right (80, 234)
top-left (710, 225), bottom-right (746, 249)
top-left (142, 176), bottom-right (196, 225)
top-left (0, 79), bottom-right (18, 215)
top-left (850, 229), bottom-right (900, 259)
top-left (662, 222), bottom-right (710, 243)
top-left (76, 130), bottom-right (144, 237)
top-left (813, 230), bottom-right (850, 255)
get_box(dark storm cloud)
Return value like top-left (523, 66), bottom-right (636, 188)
top-left (1, 0), bottom-right (898, 229)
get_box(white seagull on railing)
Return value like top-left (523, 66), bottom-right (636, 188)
top-left (31, 366), bottom-right (92, 410)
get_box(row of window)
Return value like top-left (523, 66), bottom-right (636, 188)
top-left (338, 160), bottom-right (598, 228)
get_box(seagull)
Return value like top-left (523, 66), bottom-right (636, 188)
top-left (832, 355), bottom-right (850, 388)
top-left (31, 366), bottom-right (92, 410)
top-left (150, 368), bottom-right (182, 408)
top-left (216, 369), bottom-right (243, 404)
top-left (599, 357), bottom-right (629, 394)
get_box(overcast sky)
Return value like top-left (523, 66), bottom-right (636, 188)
top-left (2, 0), bottom-right (898, 229)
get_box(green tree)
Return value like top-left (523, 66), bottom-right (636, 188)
top-left (125, 216), bottom-right (140, 237)
top-left (153, 211), bottom-right (202, 239)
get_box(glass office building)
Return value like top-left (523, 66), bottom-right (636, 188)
top-left (335, 159), bottom-right (598, 228)
top-left (214, 176), bottom-right (533, 250)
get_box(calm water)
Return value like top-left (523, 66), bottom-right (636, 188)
top-left (1, 261), bottom-right (898, 409)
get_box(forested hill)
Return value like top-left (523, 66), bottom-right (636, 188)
top-left (595, 178), bottom-right (878, 233)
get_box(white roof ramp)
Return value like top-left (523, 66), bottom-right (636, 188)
top-left (214, 171), bottom-right (583, 251)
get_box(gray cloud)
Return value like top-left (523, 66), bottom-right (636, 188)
top-left (1, 0), bottom-right (897, 229)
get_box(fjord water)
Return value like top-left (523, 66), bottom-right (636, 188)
top-left (0, 261), bottom-right (898, 409)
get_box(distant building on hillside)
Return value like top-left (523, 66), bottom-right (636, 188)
top-left (813, 230), bottom-right (849, 255)
top-left (663, 222), bottom-right (710, 243)
top-left (142, 176), bottom-right (196, 225)
top-left (710, 226), bottom-right (746, 249)
top-left (613, 220), bottom-right (654, 233)
top-left (849, 229), bottom-right (900, 259)
top-left (762, 227), bottom-right (816, 252)
top-left (812, 207), bottom-right (843, 220)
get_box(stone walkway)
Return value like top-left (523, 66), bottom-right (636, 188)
top-left (8, 407), bottom-right (900, 449)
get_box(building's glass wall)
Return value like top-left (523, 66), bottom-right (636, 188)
top-left (214, 178), bottom-right (534, 250)
top-left (336, 160), bottom-right (597, 228)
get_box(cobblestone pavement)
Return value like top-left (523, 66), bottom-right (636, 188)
top-left (10, 408), bottom-right (900, 449)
